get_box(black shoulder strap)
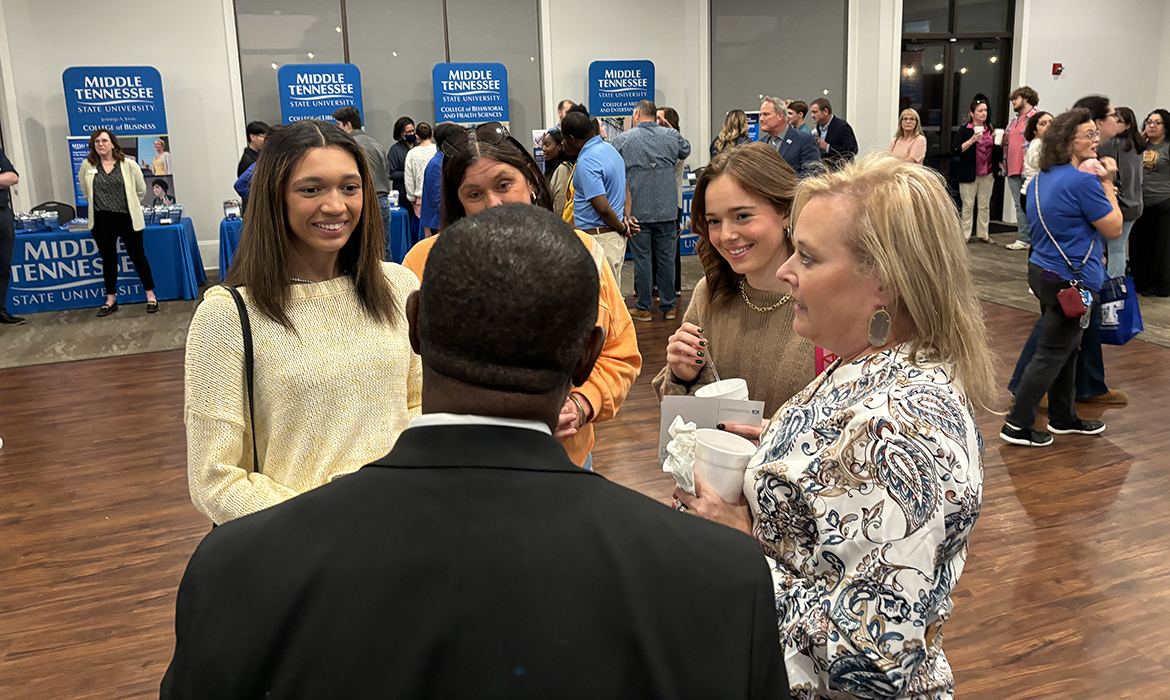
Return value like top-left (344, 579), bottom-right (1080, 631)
top-left (224, 286), bottom-right (259, 473)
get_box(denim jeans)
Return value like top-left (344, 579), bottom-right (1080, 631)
top-left (1007, 175), bottom-right (1031, 244)
top-left (629, 220), bottom-right (678, 312)
top-left (1007, 264), bottom-right (1093, 429)
top-left (1106, 220), bottom-right (1134, 279)
top-left (378, 195), bottom-right (394, 262)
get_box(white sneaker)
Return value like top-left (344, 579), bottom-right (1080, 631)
top-left (1005, 241), bottom-right (1030, 251)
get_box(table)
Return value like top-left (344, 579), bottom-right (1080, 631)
top-left (218, 207), bottom-right (411, 279)
top-left (219, 218), bottom-right (243, 282)
top-left (386, 207), bottom-right (411, 264)
top-left (5, 218), bottom-right (206, 314)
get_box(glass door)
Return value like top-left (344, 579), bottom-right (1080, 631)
top-left (900, 43), bottom-right (947, 172)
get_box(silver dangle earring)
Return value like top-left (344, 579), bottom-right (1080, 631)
top-left (868, 307), bottom-right (891, 346)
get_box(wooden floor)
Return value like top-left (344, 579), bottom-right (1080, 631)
top-left (1, 298), bottom-right (1168, 698)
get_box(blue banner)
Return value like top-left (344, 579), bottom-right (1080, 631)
top-left (745, 111), bottom-right (761, 141)
top-left (432, 63), bottom-right (509, 124)
top-left (279, 64), bottom-right (364, 125)
top-left (62, 66), bottom-right (167, 137)
top-left (68, 137), bottom-right (90, 209)
top-left (589, 60), bottom-right (654, 118)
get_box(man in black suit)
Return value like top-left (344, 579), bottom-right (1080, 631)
top-left (810, 98), bottom-right (858, 168)
top-left (160, 204), bottom-right (789, 700)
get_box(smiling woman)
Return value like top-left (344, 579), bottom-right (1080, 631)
top-left (652, 142), bottom-right (816, 434)
top-left (184, 120), bottom-right (422, 525)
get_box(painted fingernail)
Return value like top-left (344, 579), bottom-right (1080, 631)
top-left (717, 423), bottom-right (726, 430)
top-left (697, 351), bottom-right (704, 357)
top-left (699, 340), bottom-right (707, 347)
top-left (696, 359), bottom-right (703, 365)
top-left (697, 328), bottom-right (703, 333)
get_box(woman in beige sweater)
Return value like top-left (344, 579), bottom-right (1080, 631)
top-left (185, 120), bottom-right (421, 524)
top-left (652, 143), bottom-right (815, 440)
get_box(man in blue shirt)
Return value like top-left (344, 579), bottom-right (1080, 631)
top-left (614, 100), bottom-right (691, 321)
top-left (759, 97), bottom-right (820, 177)
top-left (562, 110), bottom-right (635, 289)
top-left (420, 123), bottom-right (463, 238)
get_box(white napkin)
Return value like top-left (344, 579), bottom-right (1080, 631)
top-left (663, 415), bottom-right (698, 496)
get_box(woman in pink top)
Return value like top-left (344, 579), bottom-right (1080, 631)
top-left (952, 98), bottom-right (1002, 243)
top-left (888, 109), bottom-right (927, 164)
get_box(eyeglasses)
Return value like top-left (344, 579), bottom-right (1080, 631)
top-left (1075, 129), bottom-right (1101, 141)
top-left (1146, 119), bottom-right (1165, 127)
top-left (441, 122), bottom-right (511, 157)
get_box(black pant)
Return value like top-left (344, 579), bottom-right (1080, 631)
top-left (92, 210), bottom-right (155, 296)
top-left (652, 207), bottom-right (684, 294)
top-left (0, 207), bottom-right (14, 313)
top-left (1007, 263), bottom-right (1091, 429)
top-left (1130, 198), bottom-right (1170, 296)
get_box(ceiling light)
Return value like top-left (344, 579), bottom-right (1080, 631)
top-left (990, 56), bottom-right (998, 63)
top-left (960, 67), bottom-right (968, 74)
top-left (307, 52), bottom-right (314, 59)
top-left (823, 89), bottom-right (829, 95)
top-left (935, 63), bottom-right (944, 71)
top-left (271, 63), bottom-right (278, 70)
top-left (335, 26), bottom-right (342, 32)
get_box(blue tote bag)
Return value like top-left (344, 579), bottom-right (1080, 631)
top-left (1099, 276), bottom-right (1143, 345)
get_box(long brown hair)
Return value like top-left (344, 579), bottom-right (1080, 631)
top-left (224, 119), bottom-right (397, 330)
top-left (86, 129), bottom-right (125, 166)
top-left (690, 142), bottom-right (798, 307)
top-left (440, 136), bottom-right (553, 228)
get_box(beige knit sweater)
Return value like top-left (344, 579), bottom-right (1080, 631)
top-left (652, 277), bottom-right (817, 417)
top-left (184, 262), bottom-right (422, 524)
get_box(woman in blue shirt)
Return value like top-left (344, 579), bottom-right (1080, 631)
top-left (1001, 108), bottom-right (1123, 447)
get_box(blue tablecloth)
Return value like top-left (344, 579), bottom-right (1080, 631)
top-left (218, 208), bottom-right (410, 276)
top-left (6, 218), bottom-right (206, 314)
top-left (386, 207), bottom-right (410, 264)
top-left (219, 218), bottom-right (243, 282)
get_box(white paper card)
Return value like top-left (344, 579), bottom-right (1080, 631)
top-left (658, 395), bottom-right (766, 464)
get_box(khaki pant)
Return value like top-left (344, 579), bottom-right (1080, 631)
top-left (591, 231), bottom-right (628, 289)
top-left (960, 174), bottom-right (994, 241)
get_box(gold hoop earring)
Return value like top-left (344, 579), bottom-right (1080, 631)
top-left (868, 308), bottom-right (891, 347)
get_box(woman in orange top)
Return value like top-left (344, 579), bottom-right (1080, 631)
top-left (402, 123), bottom-right (641, 470)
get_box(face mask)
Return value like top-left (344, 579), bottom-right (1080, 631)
top-left (404, 133), bottom-right (418, 145)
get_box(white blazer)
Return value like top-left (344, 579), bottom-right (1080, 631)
top-left (78, 157), bottom-right (147, 231)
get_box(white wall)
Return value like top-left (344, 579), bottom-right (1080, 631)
top-left (540, 0), bottom-right (710, 167)
top-left (0, 0), bottom-right (245, 269)
top-left (1016, 0), bottom-right (1169, 119)
top-left (846, 0), bottom-right (902, 156)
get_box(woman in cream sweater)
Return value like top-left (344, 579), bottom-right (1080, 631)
top-left (185, 120), bottom-right (421, 524)
top-left (652, 143), bottom-right (815, 441)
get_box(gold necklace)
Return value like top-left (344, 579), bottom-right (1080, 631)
top-left (739, 278), bottom-right (790, 313)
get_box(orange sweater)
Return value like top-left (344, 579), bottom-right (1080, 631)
top-left (402, 231), bottom-right (641, 466)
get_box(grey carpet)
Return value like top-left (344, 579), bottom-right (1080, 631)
top-left (1, 237), bottom-right (1165, 370)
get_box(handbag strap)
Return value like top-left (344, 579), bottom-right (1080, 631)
top-left (1034, 171), bottom-right (1094, 283)
top-left (224, 286), bottom-right (259, 473)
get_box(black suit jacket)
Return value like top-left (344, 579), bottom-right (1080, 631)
top-left (161, 424), bottom-right (789, 699)
top-left (950, 126), bottom-right (1004, 183)
top-left (236, 148), bottom-right (258, 177)
top-left (815, 116), bottom-right (858, 168)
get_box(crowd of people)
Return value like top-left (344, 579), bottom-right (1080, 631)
top-left (67, 79), bottom-right (1154, 699)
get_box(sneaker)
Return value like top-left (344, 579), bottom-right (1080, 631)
top-left (1000, 422), bottom-right (1054, 447)
top-left (1005, 240), bottom-right (1030, 251)
top-left (1047, 419), bottom-right (1107, 435)
top-left (630, 309), bottom-right (653, 322)
top-left (664, 309), bottom-right (677, 321)
top-left (1078, 389), bottom-right (1128, 406)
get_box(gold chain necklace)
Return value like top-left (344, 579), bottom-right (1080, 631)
top-left (739, 278), bottom-right (791, 313)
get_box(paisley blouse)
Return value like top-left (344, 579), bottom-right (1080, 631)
top-left (745, 346), bottom-right (983, 700)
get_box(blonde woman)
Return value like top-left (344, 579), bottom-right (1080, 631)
top-left (710, 109), bottom-right (751, 157)
top-left (678, 152), bottom-right (996, 699)
top-left (888, 108), bottom-right (927, 164)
